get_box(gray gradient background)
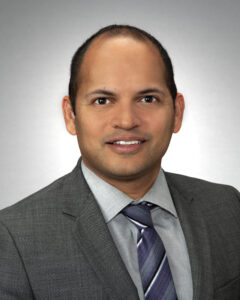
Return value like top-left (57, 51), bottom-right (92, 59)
top-left (0, 0), bottom-right (239, 209)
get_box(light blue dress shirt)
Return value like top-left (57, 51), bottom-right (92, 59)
top-left (81, 162), bottom-right (193, 300)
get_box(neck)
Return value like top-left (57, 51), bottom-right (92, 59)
top-left (84, 163), bottom-right (160, 200)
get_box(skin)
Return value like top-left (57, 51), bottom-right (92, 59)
top-left (62, 35), bottom-right (185, 199)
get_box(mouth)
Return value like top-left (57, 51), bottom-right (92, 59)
top-left (111, 140), bottom-right (143, 145)
top-left (106, 137), bottom-right (146, 153)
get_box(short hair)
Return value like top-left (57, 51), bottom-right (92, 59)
top-left (69, 24), bottom-right (177, 113)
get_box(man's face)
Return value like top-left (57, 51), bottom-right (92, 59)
top-left (64, 36), bottom-right (184, 182)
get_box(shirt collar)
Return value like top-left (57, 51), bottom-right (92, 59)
top-left (81, 161), bottom-right (177, 223)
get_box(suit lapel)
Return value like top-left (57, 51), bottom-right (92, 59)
top-left (62, 162), bottom-right (214, 299)
top-left (62, 162), bottom-right (139, 300)
top-left (165, 173), bottom-right (214, 300)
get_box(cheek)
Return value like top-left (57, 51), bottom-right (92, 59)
top-left (75, 115), bottom-right (106, 146)
top-left (148, 113), bottom-right (174, 136)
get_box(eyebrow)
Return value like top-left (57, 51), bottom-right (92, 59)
top-left (137, 88), bottom-right (165, 96)
top-left (85, 89), bottom-right (115, 98)
top-left (85, 88), bottom-right (165, 98)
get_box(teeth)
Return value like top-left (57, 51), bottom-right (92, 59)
top-left (113, 140), bottom-right (141, 145)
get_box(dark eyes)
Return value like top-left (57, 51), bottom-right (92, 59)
top-left (94, 96), bottom-right (157, 105)
top-left (140, 96), bottom-right (157, 103)
top-left (94, 98), bottom-right (110, 105)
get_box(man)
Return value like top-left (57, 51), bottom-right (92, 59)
top-left (0, 25), bottom-right (239, 300)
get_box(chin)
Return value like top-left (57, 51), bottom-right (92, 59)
top-left (84, 154), bottom-right (161, 181)
top-left (101, 163), bottom-right (155, 181)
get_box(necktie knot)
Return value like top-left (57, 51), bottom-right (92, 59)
top-left (122, 202), bottom-right (154, 229)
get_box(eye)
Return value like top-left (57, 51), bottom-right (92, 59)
top-left (94, 97), bottom-right (110, 105)
top-left (141, 96), bottom-right (157, 103)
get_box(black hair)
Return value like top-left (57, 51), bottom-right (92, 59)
top-left (69, 24), bottom-right (177, 113)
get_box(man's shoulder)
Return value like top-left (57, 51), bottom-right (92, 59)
top-left (0, 166), bottom-right (80, 222)
top-left (165, 172), bottom-right (240, 238)
top-left (164, 171), bottom-right (239, 204)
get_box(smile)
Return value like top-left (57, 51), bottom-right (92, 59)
top-left (113, 140), bottom-right (143, 145)
top-left (106, 137), bottom-right (146, 154)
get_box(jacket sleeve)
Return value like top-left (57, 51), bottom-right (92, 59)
top-left (0, 221), bottom-right (34, 299)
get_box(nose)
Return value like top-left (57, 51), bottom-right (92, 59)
top-left (112, 102), bottom-right (140, 130)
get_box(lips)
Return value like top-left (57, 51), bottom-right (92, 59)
top-left (105, 136), bottom-right (146, 153)
top-left (106, 136), bottom-right (146, 145)
top-left (113, 140), bottom-right (142, 145)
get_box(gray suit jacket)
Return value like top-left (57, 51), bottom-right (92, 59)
top-left (0, 159), bottom-right (239, 300)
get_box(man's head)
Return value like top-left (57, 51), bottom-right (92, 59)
top-left (68, 25), bottom-right (177, 114)
top-left (63, 25), bottom-right (184, 189)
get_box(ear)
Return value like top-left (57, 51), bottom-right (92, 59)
top-left (173, 93), bottom-right (185, 133)
top-left (62, 96), bottom-right (76, 135)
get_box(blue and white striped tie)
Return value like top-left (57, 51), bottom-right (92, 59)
top-left (122, 202), bottom-right (177, 300)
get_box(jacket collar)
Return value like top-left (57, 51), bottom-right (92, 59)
top-left (62, 160), bottom-right (214, 300)
top-left (62, 160), bottom-right (139, 300)
top-left (165, 172), bottom-right (214, 300)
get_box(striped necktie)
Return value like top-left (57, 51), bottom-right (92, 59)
top-left (122, 202), bottom-right (177, 300)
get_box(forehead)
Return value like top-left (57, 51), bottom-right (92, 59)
top-left (78, 35), bottom-right (167, 90)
